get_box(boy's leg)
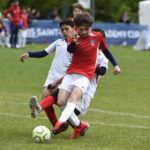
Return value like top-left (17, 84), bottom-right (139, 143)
top-left (58, 86), bottom-right (82, 122)
top-left (41, 87), bottom-right (51, 99)
top-left (45, 106), bottom-right (58, 127)
top-left (18, 30), bottom-right (21, 48)
top-left (29, 89), bottom-right (58, 118)
top-left (53, 86), bottom-right (83, 134)
top-left (22, 30), bottom-right (27, 48)
top-left (53, 74), bottom-right (90, 135)
top-left (5, 35), bottom-right (10, 47)
top-left (43, 87), bottom-right (69, 130)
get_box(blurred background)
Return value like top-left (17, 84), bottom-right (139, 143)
top-left (0, 0), bottom-right (150, 49)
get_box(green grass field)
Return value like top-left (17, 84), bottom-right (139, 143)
top-left (0, 44), bottom-right (150, 150)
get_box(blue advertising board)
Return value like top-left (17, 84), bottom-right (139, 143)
top-left (4, 19), bottom-right (148, 46)
top-left (93, 23), bottom-right (148, 46)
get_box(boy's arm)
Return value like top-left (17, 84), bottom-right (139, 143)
top-left (28, 50), bottom-right (48, 58)
top-left (20, 50), bottom-right (48, 62)
top-left (102, 49), bottom-right (117, 66)
top-left (102, 49), bottom-right (120, 74)
top-left (20, 40), bottom-right (58, 62)
top-left (67, 42), bottom-right (76, 53)
top-left (99, 35), bottom-right (121, 74)
top-left (47, 76), bottom-right (64, 91)
top-left (4, 7), bottom-right (13, 21)
top-left (67, 30), bottom-right (77, 53)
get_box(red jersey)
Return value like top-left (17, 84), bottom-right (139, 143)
top-left (4, 6), bottom-right (21, 25)
top-left (68, 17), bottom-right (74, 21)
top-left (67, 31), bottom-right (107, 81)
top-left (68, 17), bottom-right (78, 31)
top-left (20, 14), bottom-right (28, 29)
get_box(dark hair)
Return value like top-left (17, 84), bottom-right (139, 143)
top-left (92, 28), bottom-right (106, 39)
top-left (60, 19), bottom-right (74, 28)
top-left (74, 12), bottom-right (94, 27)
top-left (73, 3), bottom-right (84, 11)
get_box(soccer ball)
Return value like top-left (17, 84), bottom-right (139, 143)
top-left (32, 126), bottom-right (51, 143)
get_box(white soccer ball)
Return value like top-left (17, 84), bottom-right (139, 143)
top-left (32, 126), bottom-right (51, 143)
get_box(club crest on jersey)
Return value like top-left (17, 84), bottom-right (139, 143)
top-left (90, 40), bottom-right (95, 46)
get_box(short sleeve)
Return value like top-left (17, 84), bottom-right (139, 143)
top-left (45, 40), bottom-right (58, 54)
top-left (99, 34), bottom-right (107, 50)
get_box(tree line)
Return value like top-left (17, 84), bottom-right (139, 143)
top-left (0, 0), bottom-right (141, 23)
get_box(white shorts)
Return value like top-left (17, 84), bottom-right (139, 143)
top-left (43, 72), bottom-right (63, 87)
top-left (76, 93), bottom-right (92, 116)
top-left (58, 73), bottom-right (90, 93)
top-left (19, 29), bottom-right (27, 38)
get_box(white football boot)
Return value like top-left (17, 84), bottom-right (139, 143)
top-left (29, 96), bottom-right (41, 118)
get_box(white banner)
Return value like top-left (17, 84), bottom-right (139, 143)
top-left (78, 0), bottom-right (91, 9)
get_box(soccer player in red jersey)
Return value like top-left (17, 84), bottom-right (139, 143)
top-left (4, 0), bottom-right (21, 48)
top-left (68, 3), bottom-right (84, 21)
top-left (68, 3), bottom-right (84, 31)
top-left (53, 12), bottom-right (121, 138)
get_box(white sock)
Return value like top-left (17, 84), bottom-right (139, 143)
top-left (59, 102), bottom-right (76, 122)
top-left (68, 112), bottom-right (80, 126)
top-left (59, 106), bottom-right (65, 111)
top-left (37, 104), bottom-right (42, 112)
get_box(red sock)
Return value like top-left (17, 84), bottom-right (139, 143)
top-left (45, 106), bottom-right (58, 127)
top-left (39, 96), bottom-right (55, 110)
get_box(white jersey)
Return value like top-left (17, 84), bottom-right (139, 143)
top-left (76, 50), bottom-right (108, 115)
top-left (44, 39), bottom-right (72, 86)
top-left (85, 50), bottom-right (108, 98)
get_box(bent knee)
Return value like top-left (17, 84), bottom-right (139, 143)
top-left (57, 100), bottom-right (66, 107)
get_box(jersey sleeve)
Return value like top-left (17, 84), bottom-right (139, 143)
top-left (4, 7), bottom-right (13, 20)
top-left (99, 34), bottom-right (107, 50)
top-left (45, 40), bottom-right (58, 54)
top-left (100, 52), bottom-right (108, 69)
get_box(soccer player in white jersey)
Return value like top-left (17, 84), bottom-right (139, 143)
top-left (20, 19), bottom-right (74, 127)
top-left (75, 50), bottom-right (108, 117)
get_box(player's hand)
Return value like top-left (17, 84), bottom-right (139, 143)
top-left (113, 65), bottom-right (121, 74)
top-left (71, 30), bottom-right (77, 42)
top-left (20, 53), bottom-right (29, 62)
top-left (47, 83), bottom-right (57, 92)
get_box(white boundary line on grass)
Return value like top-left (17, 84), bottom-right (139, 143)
top-left (88, 108), bottom-right (150, 119)
top-left (91, 121), bottom-right (150, 129)
top-left (0, 112), bottom-right (150, 129)
top-left (0, 100), bottom-right (150, 120)
top-left (0, 101), bottom-right (28, 105)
